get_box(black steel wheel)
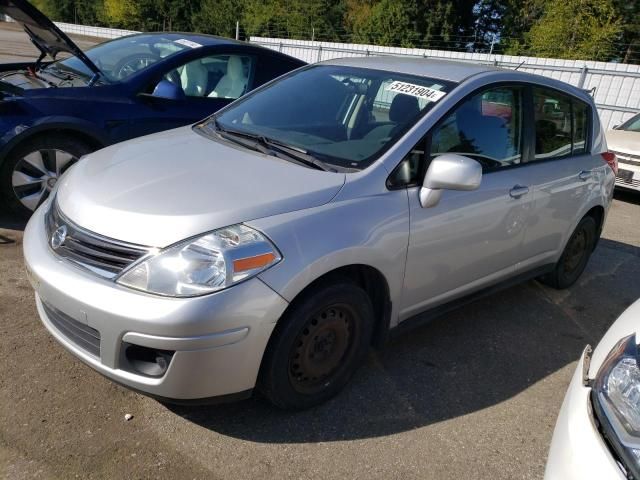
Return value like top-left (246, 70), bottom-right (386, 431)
top-left (259, 279), bottom-right (373, 410)
top-left (539, 215), bottom-right (597, 289)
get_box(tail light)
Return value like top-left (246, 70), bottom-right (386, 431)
top-left (601, 151), bottom-right (618, 175)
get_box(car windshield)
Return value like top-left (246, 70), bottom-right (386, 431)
top-left (201, 65), bottom-right (454, 170)
top-left (618, 113), bottom-right (640, 132)
top-left (45, 34), bottom-right (191, 83)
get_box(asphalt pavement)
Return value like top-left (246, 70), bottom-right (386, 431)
top-left (1, 21), bottom-right (640, 480)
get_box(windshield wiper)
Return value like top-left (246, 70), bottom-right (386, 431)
top-left (212, 120), bottom-right (337, 172)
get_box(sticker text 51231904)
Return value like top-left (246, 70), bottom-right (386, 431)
top-left (385, 81), bottom-right (446, 102)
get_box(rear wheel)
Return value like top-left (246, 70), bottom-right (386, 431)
top-left (0, 134), bottom-right (93, 217)
top-left (259, 280), bottom-right (373, 410)
top-left (539, 216), bottom-right (597, 289)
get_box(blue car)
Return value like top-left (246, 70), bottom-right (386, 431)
top-left (0, 0), bottom-right (305, 216)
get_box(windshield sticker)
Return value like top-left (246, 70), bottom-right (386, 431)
top-left (385, 81), bottom-right (446, 102)
top-left (175, 38), bottom-right (203, 49)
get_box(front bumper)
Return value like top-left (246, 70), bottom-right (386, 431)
top-left (23, 205), bottom-right (289, 400)
top-left (544, 349), bottom-right (624, 480)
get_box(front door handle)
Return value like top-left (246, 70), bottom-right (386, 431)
top-left (509, 185), bottom-right (530, 198)
top-left (578, 170), bottom-right (594, 181)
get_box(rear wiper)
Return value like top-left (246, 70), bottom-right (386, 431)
top-left (213, 120), bottom-right (337, 172)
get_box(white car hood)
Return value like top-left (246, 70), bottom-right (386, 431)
top-left (590, 298), bottom-right (640, 377)
top-left (56, 126), bottom-right (346, 247)
top-left (606, 129), bottom-right (640, 155)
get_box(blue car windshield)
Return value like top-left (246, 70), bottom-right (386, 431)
top-left (47, 34), bottom-right (191, 83)
top-left (204, 65), bottom-right (453, 170)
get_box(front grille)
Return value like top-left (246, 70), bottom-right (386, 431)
top-left (45, 201), bottom-right (151, 278)
top-left (611, 150), bottom-right (640, 167)
top-left (42, 301), bottom-right (101, 357)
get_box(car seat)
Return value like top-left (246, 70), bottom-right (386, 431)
top-left (364, 94), bottom-right (421, 141)
top-left (208, 56), bottom-right (248, 99)
top-left (180, 60), bottom-right (209, 97)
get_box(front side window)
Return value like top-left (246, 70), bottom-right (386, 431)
top-left (164, 54), bottom-right (254, 99)
top-left (430, 86), bottom-right (524, 171)
top-left (202, 65), bottom-right (453, 170)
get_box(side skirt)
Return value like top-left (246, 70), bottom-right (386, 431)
top-left (389, 263), bottom-right (555, 339)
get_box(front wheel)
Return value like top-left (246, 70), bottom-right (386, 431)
top-left (0, 134), bottom-right (93, 217)
top-left (539, 216), bottom-right (597, 289)
top-left (258, 280), bottom-right (374, 410)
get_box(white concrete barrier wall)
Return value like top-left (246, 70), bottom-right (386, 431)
top-left (252, 37), bottom-right (640, 130)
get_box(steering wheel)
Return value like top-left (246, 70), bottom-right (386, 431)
top-left (113, 53), bottom-right (159, 80)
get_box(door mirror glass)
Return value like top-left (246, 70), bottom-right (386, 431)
top-left (151, 79), bottom-right (186, 100)
top-left (419, 154), bottom-right (482, 208)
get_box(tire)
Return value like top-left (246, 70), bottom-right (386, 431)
top-left (539, 216), bottom-right (597, 290)
top-left (258, 279), bottom-right (374, 410)
top-left (0, 134), bottom-right (94, 218)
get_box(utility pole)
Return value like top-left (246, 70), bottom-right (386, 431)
top-left (489, 33), bottom-right (496, 55)
top-left (236, 21), bottom-right (240, 40)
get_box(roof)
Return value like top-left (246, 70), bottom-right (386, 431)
top-left (322, 56), bottom-right (505, 83)
top-left (129, 32), bottom-right (248, 48)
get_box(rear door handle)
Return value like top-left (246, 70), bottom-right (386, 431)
top-left (578, 170), bottom-right (594, 181)
top-left (509, 185), bottom-right (530, 198)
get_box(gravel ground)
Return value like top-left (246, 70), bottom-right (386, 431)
top-left (1, 21), bottom-right (640, 480)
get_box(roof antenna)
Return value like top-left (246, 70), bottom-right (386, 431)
top-left (514, 61), bottom-right (526, 71)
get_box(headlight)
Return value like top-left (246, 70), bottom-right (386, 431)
top-left (592, 334), bottom-right (640, 478)
top-left (116, 224), bottom-right (281, 297)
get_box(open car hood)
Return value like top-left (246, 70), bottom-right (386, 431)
top-left (0, 0), bottom-right (101, 77)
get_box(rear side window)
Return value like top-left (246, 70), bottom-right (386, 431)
top-left (533, 88), bottom-right (590, 160)
top-left (430, 86), bottom-right (524, 171)
top-left (573, 101), bottom-right (589, 155)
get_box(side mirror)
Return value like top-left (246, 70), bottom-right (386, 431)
top-left (612, 124), bottom-right (619, 130)
top-left (139, 80), bottom-right (186, 102)
top-left (419, 154), bottom-right (482, 208)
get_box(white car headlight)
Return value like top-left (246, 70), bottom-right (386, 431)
top-left (116, 224), bottom-right (281, 297)
top-left (593, 334), bottom-right (640, 478)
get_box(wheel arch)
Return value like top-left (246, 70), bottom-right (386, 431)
top-left (584, 204), bottom-right (605, 250)
top-left (0, 121), bottom-right (107, 166)
top-left (271, 264), bottom-right (393, 349)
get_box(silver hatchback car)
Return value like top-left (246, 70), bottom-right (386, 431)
top-left (24, 57), bottom-right (616, 409)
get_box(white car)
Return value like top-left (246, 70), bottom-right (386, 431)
top-left (546, 299), bottom-right (640, 479)
top-left (608, 113), bottom-right (640, 191)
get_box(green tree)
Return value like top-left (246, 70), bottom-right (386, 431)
top-left (240, 0), bottom-right (344, 40)
top-left (525, 0), bottom-right (623, 60)
top-left (192, 0), bottom-right (242, 37)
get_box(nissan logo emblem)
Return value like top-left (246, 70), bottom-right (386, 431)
top-left (51, 225), bottom-right (67, 250)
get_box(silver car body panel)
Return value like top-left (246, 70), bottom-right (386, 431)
top-left (24, 205), bottom-right (288, 399)
top-left (56, 126), bottom-right (346, 247)
top-left (24, 57), bottom-right (615, 399)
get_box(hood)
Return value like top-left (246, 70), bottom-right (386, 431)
top-left (606, 129), bottom-right (640, 155)
top-left (56, 127), bottom-right (346, 247)
top-left (0, 0), bottom-right (100, 76)
top-left (589, 299), bottom-right (640, 378)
